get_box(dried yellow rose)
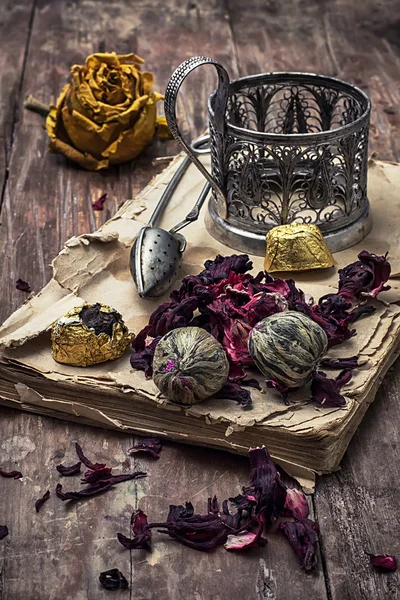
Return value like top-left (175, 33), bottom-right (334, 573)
top-left (45, 52), bottom-right (167, 170)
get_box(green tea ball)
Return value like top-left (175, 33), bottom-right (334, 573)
top-left (153, 327), bottom-right (229, 405)
top-left (248, 311), bottom-right (328, 388)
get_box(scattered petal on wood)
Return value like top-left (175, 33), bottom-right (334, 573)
top-left (55, 481), bottom-right (113, 501)
top-left (368, 553), bottom-right (397, 572)
top-left (15, 279), bottom-right (31, 293)
top-left (0, 468), bottom-right (23, 479)
top-left (35, 490), bottom-right (51, 513)
top-left (92, 193), bottom-right (107, 211)
top-left (0, 525), bottom-right (9, 540)
top-left (127, 438), bottom-right (162, 459)
top-left (56, 461), bottom-right (82, 476)
top-left (99, 568), bottom-right (129, 590)
top-left (75, 443), bottom-right (106, 471)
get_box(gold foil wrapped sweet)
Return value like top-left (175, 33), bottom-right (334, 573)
top-left (264, 223), bottom-right (334, 272)
top-left (51, 303), bottom-right (132, 366)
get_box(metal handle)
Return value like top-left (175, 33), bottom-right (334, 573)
top-left (164, 57), bottom-right (230, 215)
top-left (147, 135), bottom-right (210, 228)
top-left (169, 182), bottom-right (211, 235)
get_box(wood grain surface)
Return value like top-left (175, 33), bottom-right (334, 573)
top-left (0, 0), bottom-right (399, 598)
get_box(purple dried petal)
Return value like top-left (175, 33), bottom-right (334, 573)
top-left (368, 553), bottom-right (397, 572)
top-left (99, 568), bottom-right (129, 590)
top-left (16, 278), bottom-right (31, 292)
top-left (130, 336), bottom-right (162, 378)
top-left (35, 490), bottom-right (50, 513)
top-left (56, 461), bottom-right (82, 476)
top-left (81, 466), bottom-right (113, 484)
top-left (280, 518), bottom-right (319, 571)
top-left (347, 305), bottom-right (376, 323)
top-left (284, 488), bottom-right (309, 519)
top-left (100, 472), bottom-right (147, 485)
top-left (55, 481), bottom-right (113, 501)
top-left (266, 380), bottom-right (289, 401)
top-left (0, 525), bottom-right (9, 540)
top-left (208, 496), bottom-right (220, 515)
top-left (117, 509), bottom-right (152, 551)
top-left (248, 446), bottom-right (287, 528)
top-left (75, 443), bottom-right (106, 471)
top-left (319, 356), bottom-right (358, 370)
top-left (127, 438), bottom-right (162, 459)
top-left (92, 193), bottom-right (107, 211)
top-left (214, 382), bottom-right (253, 407)
top-left (311, 370), bottom-right (352, 407)
top-left (338, 250), bottom-right (391, 301)
top-left (201, 254), bottom-right (253, 281)
top-left (0, 468), bottom-right (23, 479)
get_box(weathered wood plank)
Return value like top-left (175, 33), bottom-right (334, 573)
top-left (315, 362), bottom-right (400, 600)
top-left (0, 406), bottom-right (134, 600)
top-left (130, 442), bottom-right (327, 600)
top-left (0, 0), bottom-right (34, 213)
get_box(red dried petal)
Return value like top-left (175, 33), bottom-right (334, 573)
top-left (311, 370), bottom-right (351, 407)
top-left (338, 251), bottom-right (391, 301)
top-left (117, 509), bottom-right (152, 551)
top-left (16, 279), bottom-right (31, 293)
top-left (74, 443), bottom-right (106, 471)
top-left (56, 461), bottom-right (82, 476)
top-left (0, 525), bottom-right (9, 540)
top-left (0, 468), bottom-right (23, 479)
top-left (280, 518), bottom-right (319, 571)
top-left (368, 553), bottom-right (397, 571)
top-left (284, 488), bottom-right (309, 519)
top-left (99, 569), bottom-right (129, 590)
top-left (128, 438), bottom-right (162, 459)
top-left (248, 446), bottom-right (287, 528)
top-left (92, 193), bottom-right (107, 211)
top-left (55, 481), bottom-right (113, 501)
top-left (35, 490), bottom-right (50, 513)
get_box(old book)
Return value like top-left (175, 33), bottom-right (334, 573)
top-left (1, 155), bottom-right (399, 492)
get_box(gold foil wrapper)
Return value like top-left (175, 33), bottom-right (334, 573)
top-left (51, 304), bottom-right (132, 367)
top-left (265, 223), bottom-right (334, 272)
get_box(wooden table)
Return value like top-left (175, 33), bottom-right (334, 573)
top-left (0, 1), bottom-right (399, 598)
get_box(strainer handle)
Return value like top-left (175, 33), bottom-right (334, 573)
top-left (164, 56), bottom-right (230, 216)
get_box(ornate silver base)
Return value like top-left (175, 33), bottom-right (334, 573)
top-left (205, 200), bottom-right (373, 256)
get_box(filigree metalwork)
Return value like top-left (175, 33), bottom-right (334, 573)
top-left (211, 73), bottom-right (371, 237)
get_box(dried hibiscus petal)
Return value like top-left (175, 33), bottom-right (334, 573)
top-left (248, 446), bottom-right (286, 528)
top-left (35, 490), bottom-right (50, 513)
top-left (81, 466), bottom-right (113, 484)
top-left (0, 468), bottom-right (23, 479)
top-left (117, 509), bottom-right (152, 551)
top-left (55, 481), bottom-right (113, 501)
top-left (368, 553), bottom-right (397, 572)
top-left (319, 356), bottom-right (358, 370)
top-left (214, 382), bottom-right (253, 407)
top-left (280, 518), bottom-right (319, 571)
top-left (75, 443), bottom-right (106, 471)
top-left (311, 370), bottom-right (352, 407)
top-left (101, 472), bottom-right (147, 485)
top-left (16, 278), bottom-right (31, 292)
top-left (128, 438), bottom-right (162, 459)
top-left (338, 250), bottom-right (391, 301)
top-left (0, 525), bottom-right (9, 540)
top-left (92, 192), bottom-right (107, 211)
top-left (284, 488), bottom-right (309, 519)
top-left (99, 568), bottom-right (129, 590)
top-left (56, 461), bottom-right (82, 476)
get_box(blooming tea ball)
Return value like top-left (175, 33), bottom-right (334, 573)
top-left (248, 311), bottom-right (328, 388)
top-left (153, 327), bottom-right (229, 405)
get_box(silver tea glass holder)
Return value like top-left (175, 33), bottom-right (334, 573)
top-left (164, 57), bottom-right (372, 255)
